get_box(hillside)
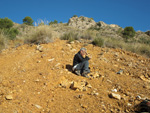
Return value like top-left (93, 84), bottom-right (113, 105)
top-left (0, 38), bottom-right (150, 112)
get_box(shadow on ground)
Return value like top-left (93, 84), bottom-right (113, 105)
top-left (66, 64), bottom-right (73, 72)
top-left (134, 99), bottom-right (150, 113)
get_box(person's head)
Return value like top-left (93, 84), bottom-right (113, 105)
top-left (80, 48), bottom-right (87, 56)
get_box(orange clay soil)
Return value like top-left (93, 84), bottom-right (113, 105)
top-left (0, 39), bottom-right (150, 113)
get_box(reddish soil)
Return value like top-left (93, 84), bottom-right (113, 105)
top-left (0, 39), bottom-right (150, 113)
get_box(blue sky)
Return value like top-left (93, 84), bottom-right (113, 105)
top-left (0, 0), bottom-right (150, 31)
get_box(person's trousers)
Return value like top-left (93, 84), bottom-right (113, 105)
top-left (75, 60), bottom-right (90, 74)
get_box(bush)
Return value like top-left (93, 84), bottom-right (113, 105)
top-left (60, 32), bottom-right (78, 43)
top-left (5, 28), bottom-right (19, 40)
top-left (23, 16), bottom-right (34, 26)
top-left (72, 15), bottom-right (78, 17)
top-left (92, 37), bottom-right (104, 47)
top-left (123, 26), bottom-right (135, 39)
top-left (0, 17), bottom-right (13, 29)
top-left (80, 30), bottom-right (96, 40)
top-left (145, 30), bottom-right (150, 36)
top-left (24, 27), bottom-right (53, 44)
top-left (49, 20), bottom-right (58, 25)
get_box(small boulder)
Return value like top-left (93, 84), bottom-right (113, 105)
top-left (5, 95), bottom-right (13, 100)
top-left (70, 82), bottom-right (83, 90)
top-left (109, 93), bottom-right (121, 100)
top-left (36, 45), bottom-right (43, 52)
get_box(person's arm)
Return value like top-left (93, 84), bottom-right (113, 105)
top-left (77, 53), bottom-right (90, 62)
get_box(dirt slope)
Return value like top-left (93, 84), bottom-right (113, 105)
top-left (0, 39), bottom-right (150, 113)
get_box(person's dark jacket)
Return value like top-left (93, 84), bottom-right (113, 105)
top-left (73, 51), bottom-right (90, 66)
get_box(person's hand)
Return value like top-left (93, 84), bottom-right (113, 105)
top-left (83, 55), bottom-right (86, 58)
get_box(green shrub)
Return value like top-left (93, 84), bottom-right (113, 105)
top-left (23, 16), bottom-right (34, 26)
top-left (49, 20), bottom-right (58, 25)
top-left (60, 32), bottom-right (78, 43)
top-left (72, 15), bottom-right (78, 17)
top-left (92, 37), bottom-right (104, 47)
top-left (0, 17), bottom-right (13, 29)
top-left (6, 28), bottom-right (19, 40)
top-left (123, 26), bottom-right (135, 39)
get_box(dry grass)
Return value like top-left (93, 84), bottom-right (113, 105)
top-left (0, 22), bottom-right (150, 58)
top-left (23, 25), bottom-right (54, 44)
top-left (80, 30), bottom-right (98, 40)
top-left (0, 32), bottom-right (8, 51)
top-left (102, 37), bottom-right (150, 57)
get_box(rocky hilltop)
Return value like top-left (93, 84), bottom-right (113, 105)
top-left (68, 16), bottom-right (120, 30)
top-left (0, 39), bottom-right (150, 112)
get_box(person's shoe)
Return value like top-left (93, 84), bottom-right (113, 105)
top-left (82, 72), bottom-right (89, 78)
top-left (74, 70), bottom-right (81, 76)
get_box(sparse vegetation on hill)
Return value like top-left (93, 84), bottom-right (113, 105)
top-left (0, 16), bottom-right (150, 58)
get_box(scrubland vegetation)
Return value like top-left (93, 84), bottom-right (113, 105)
top-left (0, 16), bottom-right (150, 57)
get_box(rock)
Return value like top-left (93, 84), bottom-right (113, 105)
top-left (136, 95), bottom-right (141, 100)
top-left (70, 81), bottom-right (88, 91)
top-left (68, 16), bottom-right (96, 30)
top-left (97, 21), bottom-right (108, 27)
top-left (41, 54), bottom-right (46, 58)
top-left (36, 45), bottom-right (43, 52)
top-left (5, 95), bottom-right (13, 100)
top-left (70, 41), bottom-right (74, 44)
top-left (35, 79), bottom-right (40, 82)
top-left (59, 78), bottom-right (71, 88)
top-left (116, 70), bottom-right (123, 75)
top-left (89, 90), bottom-right (99, 96)
top-left (140, 75), bottom-right (150, 82)
top-left (71, 49), bottom-right (76, 52)
top-left (34, 104), bottom-right (42, 109)
top-left (66, 44), bottom-right (71, 48)
top-left (90, 72), bottom-right (100, 78)
top-left (111, 89), bottom-right (117, 92)
top-left (86, 84), bottom-right (92, 88)
top-left (75, 94), bottom-right (83, 99)
top-left (81, 104), bottom-right (87, 109)
top-left (70, 82), bottom-right (83, 90)
top-left (127, 103), bottom-right (132, 106)
top-left (55, 63), bottom-right (60, 67)
top-left (37, 60), bottom-right (41, 63)
top-left (109, 93), bottom-right (121, 100)
top-left (48, 58), bottom-right (55, 62)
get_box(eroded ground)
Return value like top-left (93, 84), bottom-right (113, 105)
top-left (0, 39), bottom-right (150, 113)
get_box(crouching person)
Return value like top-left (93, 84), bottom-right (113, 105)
top-left (72, 48), bottom-right (90, 78)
